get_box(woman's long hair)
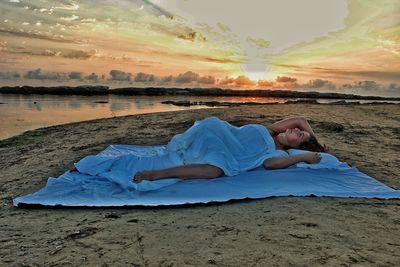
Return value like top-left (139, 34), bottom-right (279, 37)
top-left (297, 135), bottom-right (325, 152)
top-left (270, 129), bottom-right (325, 152)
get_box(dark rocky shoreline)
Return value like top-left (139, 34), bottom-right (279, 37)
top-left (0, 85), bottom-right (399, 101)
top-left (161, 99), bottom-right (398, 107)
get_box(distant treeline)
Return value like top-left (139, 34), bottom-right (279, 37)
top-left (0, 85), bottom-right (399, 101)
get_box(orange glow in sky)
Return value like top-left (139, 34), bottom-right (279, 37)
top-left (0, 0), bottom-right (399, 96)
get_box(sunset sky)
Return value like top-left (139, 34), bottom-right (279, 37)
top-left (0, 0), bottom-right (399, 96)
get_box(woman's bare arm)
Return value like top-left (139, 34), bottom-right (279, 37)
top-left (269, 117), bottom-right (316, 136)
top-left (263, 152), bottom-right (321, 170)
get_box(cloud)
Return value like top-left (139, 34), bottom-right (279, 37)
top-left (84, 72), bottom-right (99, 81)
top-left (68, 72), bottom-right (83, 80)
top-left (159, 75), bottom-right (173, 83)
top-left (386, 83), bottom-right (400, 94)
top-left (257, 80), bottom-right (275, 87)
top-left (283, 64), bottom-right (400, 83)
top-left (341, 80), bottom-right (380, 91)
top-left (177, 52), bottom-right (240, 64)
top-left (153, 0), bottom-right (348, 56)
top-left (197, 75), bottom-right (216, 84)
top-left (42, 49), bottom-right (61, 56)
top-left (23, 68), bottom-right (68, 81)
top-left (176, 29), bottom-right (207, 42)
top-left (109, 69), bottom-right (132, 81)
top-left (247, 37), bottom-right (270, 49)
top-left (311, 68), bottom-right (400, 82)
top-left (175, 71), bottom-right (199, 83)
top-left (63, 50), bottom-right (96, 59)
top-left (204, 57), bottom-right (239, 64)
top-left (144, 15), bottom-right (204, 43)
top-left (307, 79), bottom-right (336, 90)
top-left (52, 3), bottom-right (79, 11)
top-left (219, 76), bottom-right (235, 85)
top-left (343, 71), bottom-right (400, 82)
top-left (218, 75), bottom-right (256, 87)
top-left (2, 69), bottom-right (104, 82)
top-left (275, 64), bottom-right (400, 84)
top-left (339, 80), bottom-right (400, 96)
top-left (234, 75), bottom-right (256, 87)
top-left (354, 81), bottom-right (380, 91)
top-left (276, 76), bottom-right (297, 83)
top-left (134, 72), bottom-right (157, 82)
top-left (5, 47), bottom-right (63, 57)
top-left (60, 15), bottom-right (80, 21)
top-left (0, 29), bottom-right (71, 43)
top-left (13, 49), bottom-right (61, 57)
top-left (177, 31), bottom-right (197, 42)
top-left (3, 66), bottom-right (398, 97)
top-left (80, 18), bottom-right (97, 23)
top-left (0, 71), bottom-right (20, 79)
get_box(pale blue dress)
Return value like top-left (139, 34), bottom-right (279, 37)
top-left (74, 117), bottom-right (287, 187)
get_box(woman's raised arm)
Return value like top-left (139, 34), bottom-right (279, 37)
top-left (269, 117), bottom-right (316, 136)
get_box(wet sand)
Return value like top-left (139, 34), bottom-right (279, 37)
top-left (1, 103), bottom-right (399, 266)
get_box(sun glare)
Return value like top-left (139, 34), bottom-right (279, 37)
top-left (244, 72), bottom-right (266, 81)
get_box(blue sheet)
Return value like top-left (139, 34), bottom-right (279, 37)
top-left (13, 144), bottom-right (400, 207)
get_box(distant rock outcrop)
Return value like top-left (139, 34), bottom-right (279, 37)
top-left (160, 100), bottom-right (275, 107)
top-left (0, 86), bottom-right (399, 101)
top-left (0, 85), bottom-right (109, 95)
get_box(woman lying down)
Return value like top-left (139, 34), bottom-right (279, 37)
top-left (72, 116), bottom-right (330, 184)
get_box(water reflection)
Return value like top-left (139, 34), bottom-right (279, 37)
top-left (110, 101), bottom-right (131, 112)
top-left (0, 94), bottom-right (221, 140)
top-left (69, 100), bottom-right (82, 109)
top-left (27, 101), bottom-right (42, 111)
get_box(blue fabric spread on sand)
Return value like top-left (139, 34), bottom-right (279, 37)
top-left (13, 117), bottom-right (400, 207)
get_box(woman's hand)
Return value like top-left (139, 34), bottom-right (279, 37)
top-left (263, 153), bottom-right (321, 169)
top-left (300, 152), bottom-right (322, 164)
top-left (323, 144), bottom-right (332, 153)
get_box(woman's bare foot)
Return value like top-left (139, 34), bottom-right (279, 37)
top-left (133, 171), bottom-right (157, 182)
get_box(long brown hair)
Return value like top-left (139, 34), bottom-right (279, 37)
top-left (270, 129), bottom-right (325, 152)
top-left (297, 135), bottom-right (325, 152)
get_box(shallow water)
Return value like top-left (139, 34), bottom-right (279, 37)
top-left (0, 94), bottom-right (287, 140)
top-left (0, 95), bottom-right (192, 140)
top-left (0, 94), bottom-right (397, 140)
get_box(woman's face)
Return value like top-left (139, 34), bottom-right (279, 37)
top-left (281, 128), bottom-right (311, 148)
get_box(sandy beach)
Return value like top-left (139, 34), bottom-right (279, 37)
top-left (1, 103), bottom-right (400, 266)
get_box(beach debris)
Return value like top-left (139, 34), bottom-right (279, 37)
top-left (66, 227), bottom-right (98, 240)
top-left (50, 245), bottom-right (64, 255)
top-left (300, 222), bottom-right (318, 227)
top-left (258, 233), bottom-right (271, 241)
top-left (104, 212), bottom-right (121, 218)
top-left (289, 233), bottom-right (312, 239)
top-left (207, 259), bottom-right (217, 265)
top-left (317, 121), bottom-right (344, 132)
